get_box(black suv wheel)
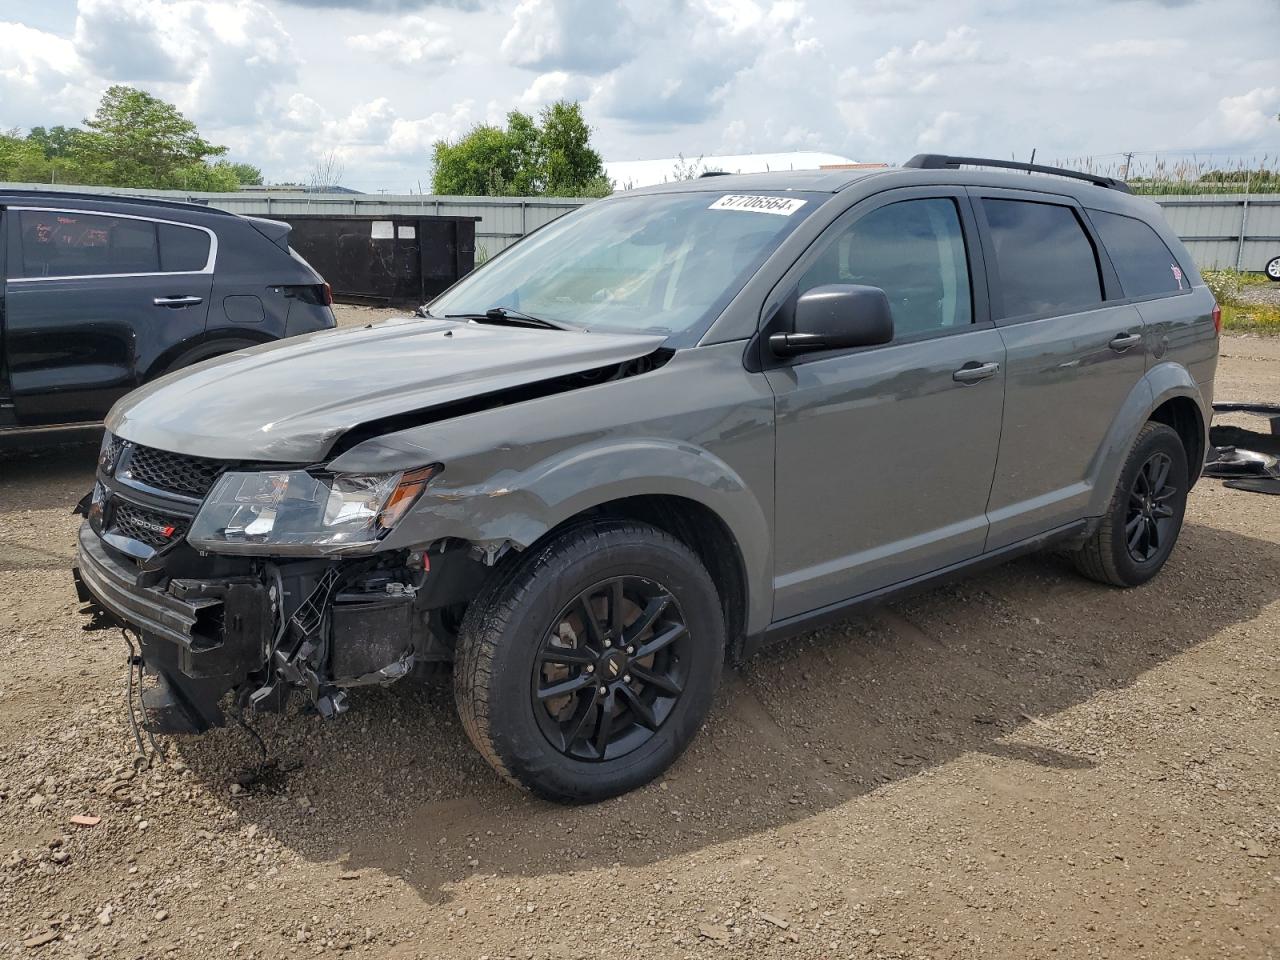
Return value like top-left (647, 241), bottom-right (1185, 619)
top-left (1071, 421), bottom-right (1189, 587)
top-left (454, 521), bottom-right (724, 803)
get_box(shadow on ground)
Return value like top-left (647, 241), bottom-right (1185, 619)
top-left (164, 517), bottom-right (1280, 903)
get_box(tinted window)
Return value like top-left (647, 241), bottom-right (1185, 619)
top-left (799, 198), bottom-right (972, 338)
top-left (18, 211), bottom-right (159, 278)
top-left (158, 223), bottom-right (211, 272)
top-left (983, 199), bottom-right (1102, 318)
top-left (1089, 209), bottom-right (1187, 299)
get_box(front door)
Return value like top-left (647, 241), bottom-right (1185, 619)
top-left (765, 189), bottom-right (1006, 621)
top-left (4, 207), bottom-right (213, 426)
top-left (971, 190), bottom-right (1147, 550)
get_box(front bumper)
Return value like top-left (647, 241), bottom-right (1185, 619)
top-left (72, 522), bottom-right (271, 680)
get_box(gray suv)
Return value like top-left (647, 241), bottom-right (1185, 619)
top-left (73, 155), bottom-right (1218, 803)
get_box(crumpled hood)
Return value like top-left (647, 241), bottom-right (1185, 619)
top-left (107, 316), bottom-right (666, 462)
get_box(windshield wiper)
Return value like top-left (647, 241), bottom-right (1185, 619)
top-left (443, 306), bottom-right (571, 331)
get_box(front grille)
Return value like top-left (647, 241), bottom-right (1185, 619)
top-left (124, 444), bottom-right (225, 499)
top-left (111, 501), bottom-right (190, 549)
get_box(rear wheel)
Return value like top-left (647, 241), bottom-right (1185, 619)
top-left (1071, 421), bottom-right (1189, 587)
top-left (454, 522), bottom-right (724, 803)
top-left (1266, 255), bottom-right (1280, 282)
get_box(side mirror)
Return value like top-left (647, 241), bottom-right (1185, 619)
top-left (768, 284), bottom-right (894, 358)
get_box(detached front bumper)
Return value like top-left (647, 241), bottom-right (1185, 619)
top-left (73, 521), bottom-right (272, 679)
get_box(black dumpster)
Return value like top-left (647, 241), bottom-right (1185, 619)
top-left (282, 214), bottom-right (479, 305)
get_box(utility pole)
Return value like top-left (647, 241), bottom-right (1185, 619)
top-left (1121, 152), bottom-right (1135, 180)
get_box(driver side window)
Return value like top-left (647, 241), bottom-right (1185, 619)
top-left (797, 198), bottom-right (973, 339)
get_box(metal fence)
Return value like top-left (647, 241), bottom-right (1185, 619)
top-left (0, 182), bottom-right (590, 258)
top-left (1150, 195), bottom-right (1279, 272)
top-left (3, 181), bottom-right (1277, 273)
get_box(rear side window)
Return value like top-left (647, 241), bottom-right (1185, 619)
top-left (1088, 209), bottom-right (1187, 299)
top-left (158, 223), bottom-right (211, 272)
top-left (18, 211), bottom-right (159, 278)
top-left (982, 199), bottom-right (1103, 319)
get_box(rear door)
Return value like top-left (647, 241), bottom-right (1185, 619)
top-left (974, 189), bottom-right (1146, 550)
top-left (4, 207), bottom-right (213, 426)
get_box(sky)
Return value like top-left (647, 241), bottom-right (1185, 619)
top-left (1, 0), bottom-right (1278, 193)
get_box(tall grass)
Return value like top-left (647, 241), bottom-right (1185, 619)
top-left (1047, 154), bottom-right (1280, 196)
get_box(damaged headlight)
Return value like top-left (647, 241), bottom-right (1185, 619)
top-left (188, 465), bottom-right (441, 554)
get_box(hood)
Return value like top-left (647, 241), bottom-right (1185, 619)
top-left (107, 317), bottom-right (666, 462)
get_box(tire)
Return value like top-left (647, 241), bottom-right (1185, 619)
top-left (454, 521), bottom-right (724, 803)
top-left (1071, 421), bottom-right (1189, 587)
top-left (1266, 255), bottom-right (1280, 282)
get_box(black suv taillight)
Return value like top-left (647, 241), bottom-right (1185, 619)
top-left (280, 284), bottom-right (332, 307)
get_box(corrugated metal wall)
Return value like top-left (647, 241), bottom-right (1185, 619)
top-left (0, 182), bottom-right (589, 257)
top-left (1150, 196), bottom-right (1280, 272)
top-left (3, 182), bottom-right (1277, 271)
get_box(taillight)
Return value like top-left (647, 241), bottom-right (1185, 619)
top-left (321, 282), bottom-right (333, 307)
top-left (1212, 303), bottom-right (1222, 336)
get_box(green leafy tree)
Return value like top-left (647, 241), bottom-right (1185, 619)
top-left (1, 88), bottom-right (264, 191)
top-left (431, 101), bottom-right (610, 197)
top-left (74, 85), bottom-right (228, 188)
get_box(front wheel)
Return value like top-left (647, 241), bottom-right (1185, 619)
top-left (454, 522), bottom-right (724, 803)
top-left (1071, 421), bottom-right (1189, 587)
top-left (1266, 255), bottom-right (1280, 282)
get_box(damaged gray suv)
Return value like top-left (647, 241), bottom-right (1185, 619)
top-left (75, 155), bottom-right (1219, 802)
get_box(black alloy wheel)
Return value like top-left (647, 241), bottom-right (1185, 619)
top-left (453, 521), bottom-right (724, 803)
top-left (532, 576), bottom-right (690, 762)
top-left (1124, 451), bottom-right (1178, 563)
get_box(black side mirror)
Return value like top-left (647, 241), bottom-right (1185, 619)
top-left (769, 284), bottom-right (894, 357)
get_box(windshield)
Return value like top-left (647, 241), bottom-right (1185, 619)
top-left (429, 191), bottom-right (822, 342)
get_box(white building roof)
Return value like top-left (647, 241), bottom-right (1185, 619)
top-left (606, 152), bottom-right (861, 190)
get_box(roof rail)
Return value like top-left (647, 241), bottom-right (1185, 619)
top-left (0, 187), bottom-right (224, 213)
top-left (902, 154), bottom-right (1133, 194)
top-left (698, 170), bottom-right (732, 178)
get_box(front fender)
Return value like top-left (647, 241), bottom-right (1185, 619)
top-left (1085, 361), bottom-right (1208, 517)
top-left (378, 437), bottom-right (773, 633)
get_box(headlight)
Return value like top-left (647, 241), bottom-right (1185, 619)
top-left (188, 465), bottom-right (441, 554)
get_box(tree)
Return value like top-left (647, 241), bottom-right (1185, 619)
top-left (431, 101), bottom-right (611, 198)
top-left (75, 85), bottom-right (228, 189)
top-left (308, 150), bottom-right (346, 191)
top-left (225, 161), bottom-right (264, 186)
top-left (0, 88), bottom-right (262, 191)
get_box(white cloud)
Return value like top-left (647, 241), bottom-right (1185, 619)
top-left (501, 0), bottom-right (635, 75)
top-left (517, 71), bottom-right (596, 110)
top-left (72, 0), bottom-right (298, 126)
top-left (0, 22), bottom-right (90, 127)
top-left (1193, 87), bottom-right (1280, 146)
top-left (348, 16), bottom-right (457, 66)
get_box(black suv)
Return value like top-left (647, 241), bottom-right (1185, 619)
top-left (0, 190), bottom-right (335, 433)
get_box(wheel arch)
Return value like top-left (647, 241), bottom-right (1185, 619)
top-left (1086, 363), bottom-right (1209, 516)
top-left (145, 329), bottom-right (277, 381)
top-left (540, 494), bottom-right (752, 664)
top-left (1148, 394), bottom-right (1206, 488)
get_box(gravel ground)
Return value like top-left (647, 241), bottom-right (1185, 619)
top-left (0, 321), bottom-right (1277, 959)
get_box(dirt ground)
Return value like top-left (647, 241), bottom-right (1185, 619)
top-left (1, 320), bottom-right (1278, 959)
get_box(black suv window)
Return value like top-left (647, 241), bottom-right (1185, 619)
top-left (18, 211), bottom-right (159, 278)
top-left (1088, 209), bottom-right (1187, 299)
top-left (799, 198), bottom-right (972, 338)
top-left (158, 223), bottom-right (211, 272)
top-left (982, 199), bottom-right (1103, 318)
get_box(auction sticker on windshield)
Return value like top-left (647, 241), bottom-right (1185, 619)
top-left (709, 195), bottom-right (807, 216)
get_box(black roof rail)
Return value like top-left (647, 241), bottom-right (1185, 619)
top-left (698, 170), bottom-right (732, 178)
top-left (0, 187), bottom-right (225, 213)
top-left (902, 154), bottom-right (1133, 194)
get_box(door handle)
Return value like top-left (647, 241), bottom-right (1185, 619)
top-left (1109, 332), bottom-right (1142, 352)
top-left (952, 361), bottom-right (1000, 384)
top-left (154, 296), bottom-right (204, 308)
